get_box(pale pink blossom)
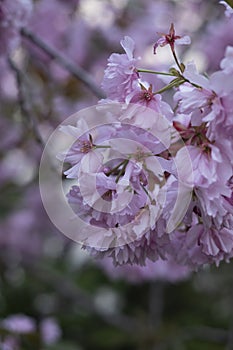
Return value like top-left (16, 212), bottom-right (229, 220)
top-left (187, 145), bottom-right (227, 188)
top-left (126, 85), bottom-right (173, 120)
top-left (102, 36), bottom-right (140, 101)
top-left (1, 315), bottom-right (36, 334)
top-left (175, 49), bottom-right (233, 150)
top-left (40, 318), bottom-right (61, 345)
top-left (153, 23), bottom-right (191, 54)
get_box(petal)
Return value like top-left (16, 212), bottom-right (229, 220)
top-left (153, 37), bottom-right (167, 54)
top-left (120, 36), bottom-right (135, 60)
top-left (109, 138), bottom-right (139, 155)
top-left (183, 61), bottom-right (210, 89)
top-left (216, 228), bottom-right (233, 253)
top-left (201, 230), bottom-right (220, 256)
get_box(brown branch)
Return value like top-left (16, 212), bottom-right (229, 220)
top-left (8, 56), bottom-right (45, 148)
top-left (29, 261), bottom-right (140, 333)
top-left (148, 281), bottom-right (164, 329)
top-left (183, 325), bottom-right (228, 343)
top-left (21, 27), bottom-right (105, 99)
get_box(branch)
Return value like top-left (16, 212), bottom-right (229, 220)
top-left (21, 27), bottom-right (105, 99)
top-left (183, 325), bottom-right (228, 343)
top-left (148, 281), bottom-right (164, 329)
top-left (8, 56), bottom-right (45, 148)
top-left (30, 261), bottom-right (140, 333)
top-left (225, 324), bottom-right (233, 350)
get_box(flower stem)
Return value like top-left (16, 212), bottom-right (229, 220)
top-left (172, 50), bottom-right (183, 73)
top-left (115, 160), bottom-right (129, 183)
top-left (105, 160), bottom-right (127, 176)
top-left (153, 77), bottom-right (186, 95)
top-left (137, 68), bottom-right (174, 76)
top-left (94, 145), bottom-right (111, 149)
top-left (140, 184), bottom-right (153, 202)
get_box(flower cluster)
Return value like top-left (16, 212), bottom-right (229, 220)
top-left (0, 0), bottom-right (33, 56)
top-left (60, 23), bottom-right (233, 271)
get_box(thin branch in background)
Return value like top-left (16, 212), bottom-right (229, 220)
top-left (29, 260), bottom-right (140, 333)
top-left (183, 325), bottom-right (228, 344)
top-left (226, 331), bottom-right (233, 350)
top-left (149, 281), bottom-right (164, 329)
top-left (8, 56), bottom-right (45, 148)
top-left (157, 326), bottom-right (229, 350)
top-left (0, 62), bottom-right (45, 154)
top-left (1, 249), bottom-right (139, 333)
top-left (21, 27), bottom-right (106, 100)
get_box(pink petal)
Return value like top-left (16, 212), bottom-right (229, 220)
top-left (201, 230), bottom-right (220, 256)
top-left (120, 36), bottom-right (135, 60)
top-left (153, 37), bottom-right (167, 54)
top-left (216, 228), bottom-right (233, 253)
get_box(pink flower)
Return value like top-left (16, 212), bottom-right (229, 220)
top-left (58, 120), bottom-right (116, 178)
top-left (67, 162), bottom-right (148, 229)
top-left (187, 145), bottom-right (225, 188)
top-left (87, 218), bottom-right (170, 266)
top-left (126, 84), bottom-right (173, 120)
top-left (102, 36), bottom-right (140, 101)
top-left (169, 228), bottom-right (210, 270)
top-left (186, 143), bottom-right (232, 224)
top-left (69, 156), bottom-right (170, 265)
top-left (201, 226), bottom-right (233, 256)
top-left (153, 23), bottom-right (191, 54)
top-left (168, 223), bottom-right (233, 270)
top-left (174, 50), bottom-right (233, 149)
top-left (40, 318), bottom-right (61, 345)
top-left (174, 62), bottom-right (214, 127)
top-left (1, 314), bottom-right (36, 334)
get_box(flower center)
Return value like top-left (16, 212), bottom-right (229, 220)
top-left (80, 141), bottom-right (93, 153)
top-left (143, 91), bottom-right (153, 101)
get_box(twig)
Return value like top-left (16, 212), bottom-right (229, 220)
top-left (8, 56), bottom-right (45, 148)
top-left (148, 281), bottom-right (164, 329)
top-left (1, 248), bottom-right (139, 333)
top-left (21, 27), bottom-right (105, 99)
top-left (226, 329), bottom-right (233, 350)
top-left (30, 261), bottom-right (140, 333)
top-left (157, 325), bottom-right (228, 350)
top-left (183, 325), bottom-right (228, 343)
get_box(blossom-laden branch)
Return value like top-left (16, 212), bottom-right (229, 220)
top-left (60, 24), bottom-right (233, 271)
top-left (21, 27), bottom-right (106, 99)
